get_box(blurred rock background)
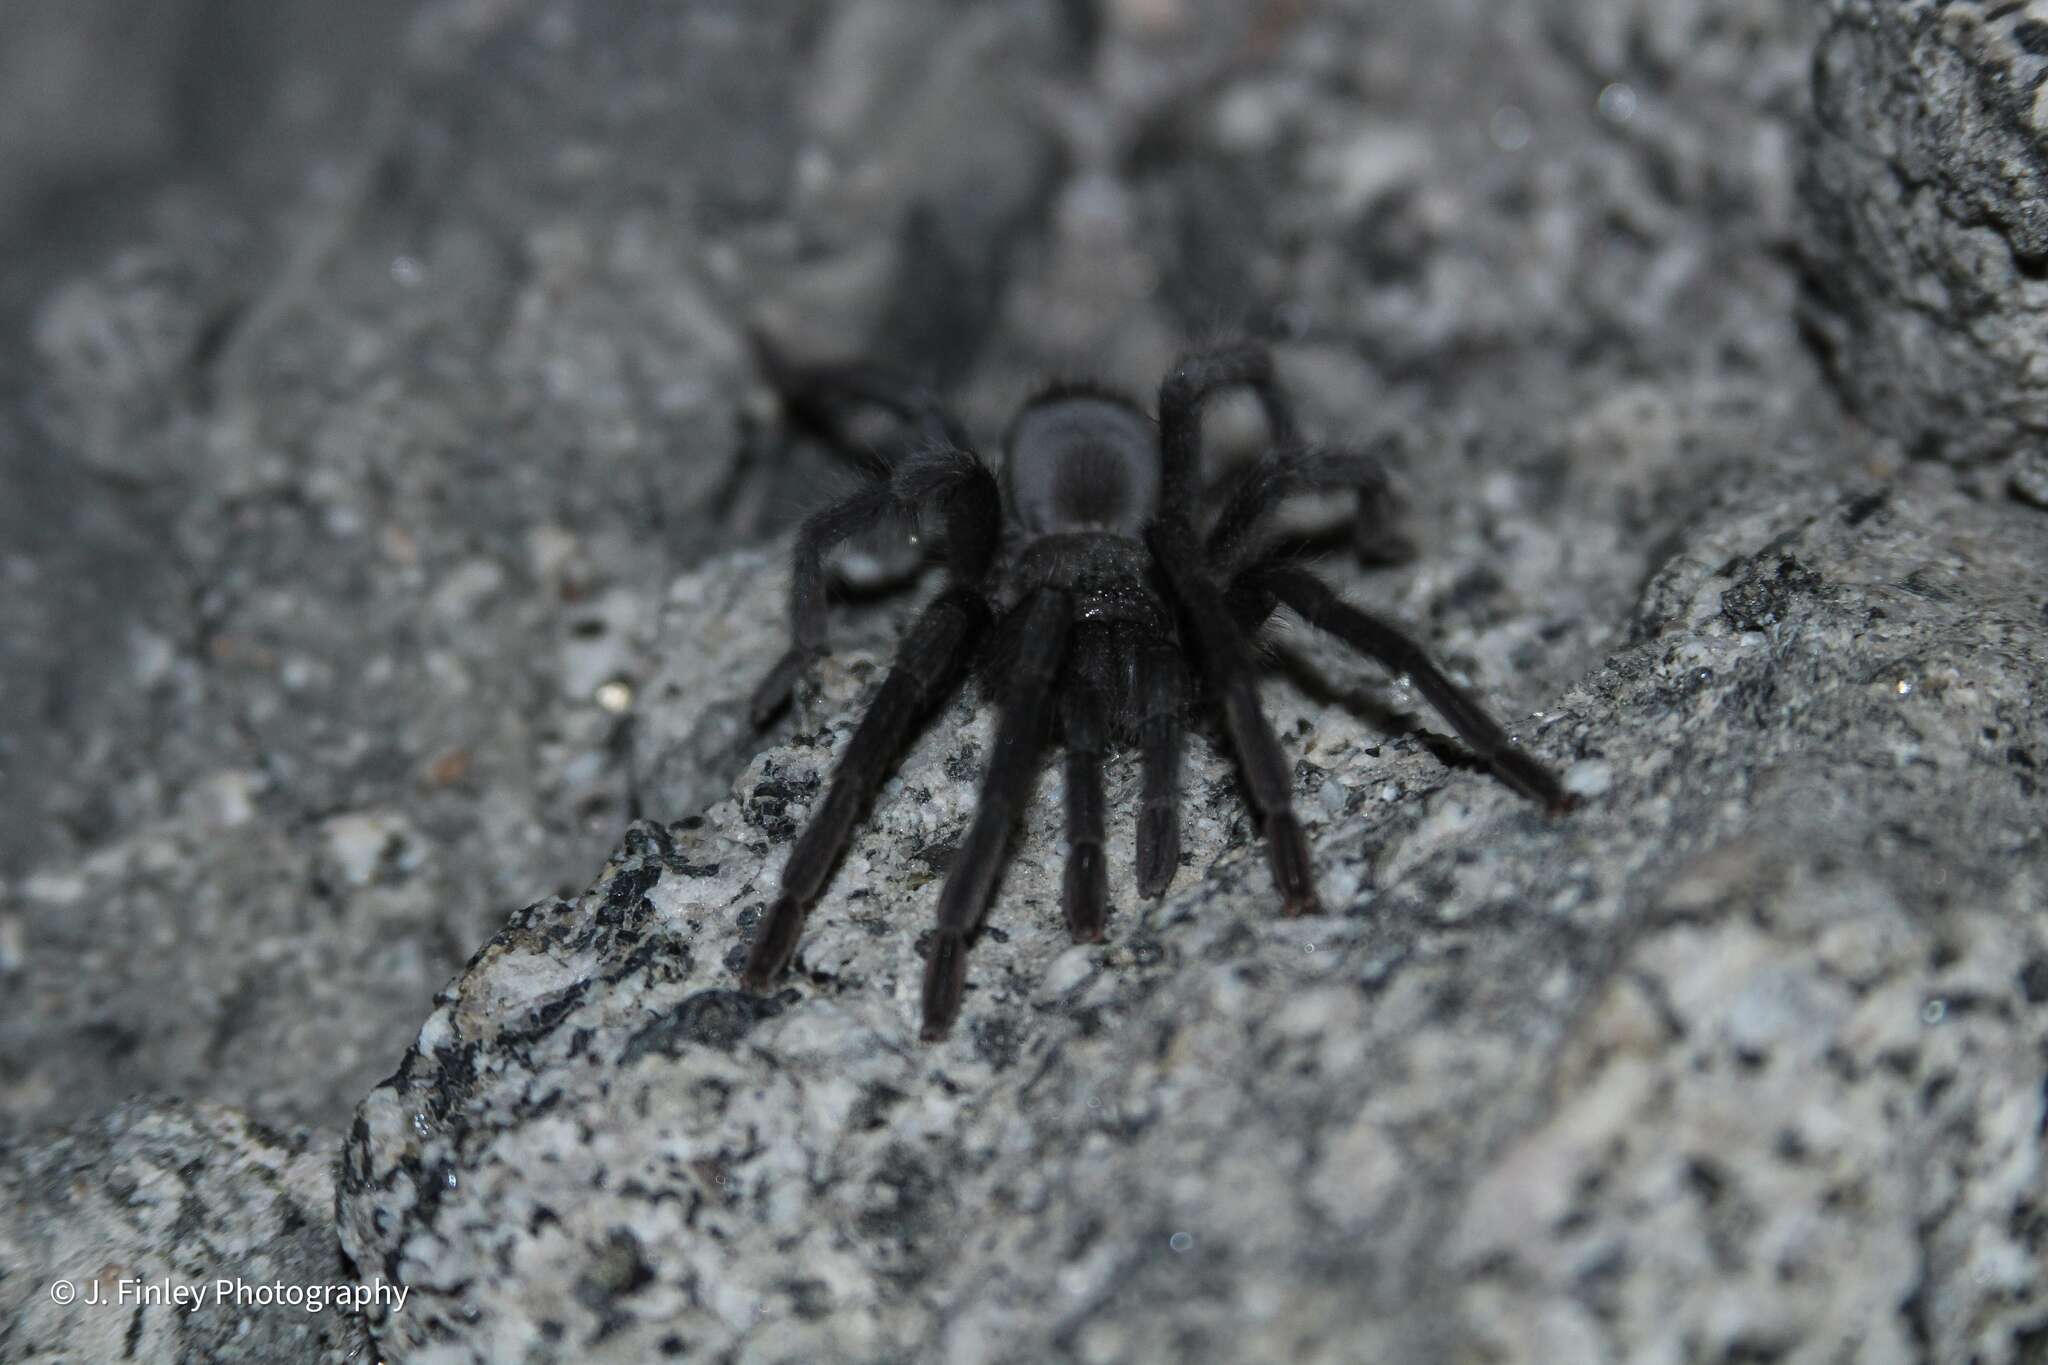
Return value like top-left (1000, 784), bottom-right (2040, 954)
top-left (1, 1), bottom-right (2043, 1362)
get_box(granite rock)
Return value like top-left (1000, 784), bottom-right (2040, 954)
top-left (1802, 0), bottom-right (2048, 466)
top-left (341, 468), bottom-right (2046, 1362)
top-left (0, 1101), bottom-right (379, 1364)
top-left (6, 0), bottom-right (2047, 1361)
top-left (0, 0), bottom-right (1079, 1140)
top-left (4, 0), bottom-right (1819, 1141)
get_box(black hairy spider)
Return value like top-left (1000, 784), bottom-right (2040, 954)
top-left (739, 340), bottom-right (1571, 1040)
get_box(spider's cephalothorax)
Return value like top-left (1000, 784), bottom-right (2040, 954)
top-left (739, 341), bottom-right (1572, 1040)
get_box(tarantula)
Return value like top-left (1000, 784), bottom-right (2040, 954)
top-left (738, 340), bottom-right (1571, 1040)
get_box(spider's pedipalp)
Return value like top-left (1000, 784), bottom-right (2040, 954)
top-left (742, 584), bottom-right (990, 990)
top-left (922, 588), bottom-right (1073, 1039)
top-left (1241, 562), bottom-right (1573, 813)
top-left (1132, 644), bottom-right (1184, 898)
top-left (1205, 442), bottom-right (1404, 576)
top-left (749, 648), bottom-right (810, 733)
top-left (1156, 341), bottom-right (1298, 518)
top-left (1060, 680), bottom-right (1110, 943)
top-left (750, 328), bottom-right (969, 470)
top-left (750, 481), bottom-right (897, 726)
top-left (1148, 518), bottom-right (1323, 917)
top-left (751, 446), bottom-right (999, 727)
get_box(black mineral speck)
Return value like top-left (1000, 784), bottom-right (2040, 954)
top-left (1841, 488), bottom-right (1889, 526)
top-left (972, 1013), bottom-right (1023, 1071)
top-left (743, 765), bottom-right (822, 841)
top-left (2020, 957), bottom-right (2048, 1006)
top-left (912, 839), bottom-right (959, 873)
top-left (623, 990), bottom-right (783, 1059)
top-left (857, 1144), bottom-right (948, 1273)
top-left (1721, 556), bottom-right (1822, 632)
top-left (573, 1227), bottom-right (655, 1311)
top-left (1441, 564), bottom-right (1505, 614)
top-left (850, 1083), bottom-right (909, 1131)
top-left (785, 1278), bottom-right (834, 1320)
top-left (605, 863), bottom-right (661, 912)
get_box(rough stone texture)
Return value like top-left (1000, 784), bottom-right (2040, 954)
top-left (7, 0), bottom-right (2048, 1361)
top-left (341, 470), bottom-right (2046, 1363)
top-left (0, 0), bottom-right (1081, 1140)
top-left (1802, 0), bottom-right (2048, 466)
top-left (0, 1101), bottom-right (376, 1364)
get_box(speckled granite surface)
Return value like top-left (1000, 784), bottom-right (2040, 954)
top-left (338, 470), bottom-right (2046, 1363)
top-left (2, 1101), bottom-right (378, 1364)
top-left (1803, 0), bottom-right (2048, 469)
top-left (4, 0), bottom-right (2044, 1361)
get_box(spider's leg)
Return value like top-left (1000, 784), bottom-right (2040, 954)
top-left (742, 585), bottom-right (991, 988)
top-left (922, 589), bottom-right (1072, 1040)
top-left (751, 329), bottom-right (970, 469)
top-left (1243, 561), bottom-right (1572, 813)
top-left (750, 649), bottom-right (809, 731)
top-left (1204, 442), bottom-right (1405, 577)
top-left (1133, 644), bottom-right (1184, 898)
top-left (750, 482), bottom-right (898, 726)
top-left (1157, 340), bottom-right (1298, 518)
top-left (1060, 679), bottom-right (1110, 943)
top-left (1147, 520), bottom-right (1321, 917)
top-left (751, 448), bottom-right (1000, 727)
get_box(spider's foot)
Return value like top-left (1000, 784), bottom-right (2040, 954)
top-left (1280, 890), bottom-right (1325, 918)
top-left (1491, 748), bottom-right (1576, 815)
top-left (1352, 509), bottom-right (1416, 567)
top-left (741, 894), bottom-right (806, 990)
top-left (1265, 814), bottom-right (1323, 917)
top-left (1135, 803), bottom-right (1180, 899)
top-left (1063, 846), bottom-right (1108, 943)
top-left (748, 647), bottom-right (808, 730)
top-left (921, 930), bottom-right (969, 1041)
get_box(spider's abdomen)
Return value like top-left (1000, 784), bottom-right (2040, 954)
top-left (1003, 392), bottom-right (1158, 536)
